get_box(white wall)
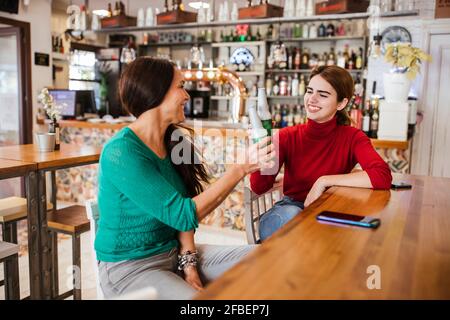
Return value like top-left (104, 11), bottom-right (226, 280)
top-left (0, 0), bottom-right (53, 134)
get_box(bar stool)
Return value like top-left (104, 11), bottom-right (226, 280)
top-left (47, 205), bottom-right (90, 300)
top-left (0, 197), bottom-right (53, 295)
top-left (0, 241), bottom-right (20, 299)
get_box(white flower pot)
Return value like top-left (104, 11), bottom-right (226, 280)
top-left (383, 72), bottom-right (411, 103)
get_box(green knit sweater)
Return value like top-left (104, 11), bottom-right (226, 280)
top-left (95, 127), bottom-right (198, 262)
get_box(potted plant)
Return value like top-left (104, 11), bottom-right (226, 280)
top-left (383, 42), bottom-right (432, 102)
top-left (38, 88), bottom-right (63, 150)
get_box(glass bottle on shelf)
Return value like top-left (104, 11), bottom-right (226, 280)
top-left (302, 23), bottom-right (309, 38)
top-left (370, 97), bottom-right (379, 139)
top-left (299, 74), bottom-right (306, 96)
top-left (291, 74), bottom-right (299, 96)
top-left (301, 48), bottom-right (310, 69)
top-left (294, 105), bottom-right (302, 125)
top-left (309, 23), bottom-right (318, 38)
top-left (266, 73), bottom-right (274, 96)
top-left (279, 76), bottom-right (288, 96)
top-left (294, 48), bottom-right (301, 69)
top-left (267, 24), bottom-right (274, 40)
top-left (356, 47), bottom-right (363, 69)
top-left (327, 47), bottom-right (336, 65)
top-left (326, 22), bottom-right (335, 37)
top-left (318, 23), bottom-right (326, 37)
top-left (287, 105), bottom-right (294, 127)
top-left (272, 76), bottom-right (280, 96)
top-left (337, 51), bottom-right (345, 68)
top-left (362, 100), bottom-right (371, 136)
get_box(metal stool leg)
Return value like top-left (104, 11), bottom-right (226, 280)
top-left (2, 221), bottom-right (18, 244)
top-left (50, 230), bottom-right (59, 299)
top-left (72, 234), bottom-right (81, 300)
top-left (4, 254), bottom-right (20, 300)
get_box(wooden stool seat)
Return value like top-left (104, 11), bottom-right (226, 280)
top-left (0, 241), bottom-right (20, 299)
top-left (47, 205), bottom-right (90, 234)
top-left (47, 205), bottom-right (90, 300)
top-left (0, 196), bottom-right (53, 223)
top-left (0, 241), bottom-right (19, 260)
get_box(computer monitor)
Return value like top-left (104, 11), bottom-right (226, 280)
top-left (48, 90), bottom-right (76, 119)
top-left (48, 89), bottom-right (97, 119)
top-left (75, 90), bottom-right (97, 115)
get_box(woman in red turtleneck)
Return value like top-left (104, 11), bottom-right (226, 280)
top-left (251, 66), bottom-right (392, 241)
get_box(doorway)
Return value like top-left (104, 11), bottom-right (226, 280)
top-left (0, 17), bottom-right (32, 197)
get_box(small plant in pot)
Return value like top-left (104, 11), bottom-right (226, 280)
top-left (38, 88), bottom-right (63, 150)
top-left (383, 42), bottom-right (431, 103)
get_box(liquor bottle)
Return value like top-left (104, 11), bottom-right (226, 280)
top-left (287, 47), bottom-right (293, 70)
top-left (267, 24), bottom-right (274, 40)
top-left (318, 53), bottom-right (326, 67)
top-left (257, 88), bottom-right (273, 136)
top-left (113, 1), bottom-right (120, 16)
top-left (301, 48), bottom-right (310, 69)
top-left (280, 105), bottom-right (288, 128)
top-left (48, 119), bottom-right (60, 151)
top-left (274, 104), bottom-right (282, 128)
top-left (318, 23), bottom-right (326, 37)
top-left (326, 22), bottom-right (335, 37)
top-left (291, 74), bottom-right (299, 97)
top-left (265, 73), bottom-right (273, 96)
top-left (370, 97), bottom-right (379, 139)
top-left (337, 51), bottom-right (346, 69)
top-left (302, 23), bottom-right (309, 38)
top-left (287, 105), bottom-right (294, 127)
top-left (107, 3), bottom-right (113, 17)
top-left (343, 44), bottom-right (350, 69)
top-left (248, 101), bottom-right (267, 143)
top-left (327, 47), bottom-right (336, 65)
top-left (299, 74), bottom-right (306, 96)
top-left (293, 23), bottom-right (302, 38)
top-left (256, 28), bottom-right (262, 41)
top-left (294, 105), bottom-right (302, 125)
top-left (272, 76), bottom-right (280, 96)
top-left (279, 76), bottom-right (288, 96)
top-left (356, 47), bottom-right (363, 69)
top-left (59, 38), bottom-right (64, 53)
top-left (362, 100), bottom-right (371, 136)
top-left (309, 23), bottom-right (318, 38)
top-left (294, 48), bottom-right (301, 69)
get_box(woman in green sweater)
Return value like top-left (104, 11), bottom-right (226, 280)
top-left (95, 57), bottom-right (274, 299)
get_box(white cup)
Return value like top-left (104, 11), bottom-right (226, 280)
top-left (35, 133), bottom-right (55, 152)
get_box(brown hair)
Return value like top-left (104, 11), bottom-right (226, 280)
top-left (119, 56), bottom-right (209, 197)
top-left (309, 65), bottom-right (354, 126)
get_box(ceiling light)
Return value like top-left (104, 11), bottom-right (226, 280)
top-left (188, 2), bottom-right (210, 10)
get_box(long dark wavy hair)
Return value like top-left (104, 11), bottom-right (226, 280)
top-left (119, 56), bottom-right (209, 197)
top-left (309, 65), bottom-right (354, 126)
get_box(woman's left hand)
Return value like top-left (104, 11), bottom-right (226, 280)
top-left (304, 176), bottom-right (329, 207)
top-left (183, 265), bottom-right (204, 291)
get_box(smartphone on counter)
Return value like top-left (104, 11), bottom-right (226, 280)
top-left (316, 211), bottom-right (381, 229)
top-left (391, 182), bottom-right (412, 190)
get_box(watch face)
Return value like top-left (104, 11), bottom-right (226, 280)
top-left (381, 26), bottom-right (412, 53)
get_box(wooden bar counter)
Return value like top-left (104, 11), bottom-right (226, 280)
top-left (195, 173), bottom-right (450, 300)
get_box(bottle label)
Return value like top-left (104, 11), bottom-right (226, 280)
top-left (362, 116), bottom-right (370, 132)
top-left (55, 127), bottom-right (60, 145)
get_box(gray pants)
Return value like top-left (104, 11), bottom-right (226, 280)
top-left (99, 244), bottom-right (256, 300)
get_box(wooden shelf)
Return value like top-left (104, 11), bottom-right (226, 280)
top-left (266, 69), bottom-right (363, 73)
top-left (92, 10), bottom-right (418, 33)
top-left (267, 95), bottom-right (304, 99)
top-left (212, 41), bottom-right (266, 48)
top-left (211, 96), bottom-right (258, 101)
top-left (266, 36), bottom-right (366, 42)
top-left (52, 52), bottom-right (69, 61)
top-left (236, 71), bottom-right (265, 76)
top-left (140, 41), bottom-right (212, 47)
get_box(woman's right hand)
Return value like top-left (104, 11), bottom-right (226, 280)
top-left (239, 136), bottom-right (276, 175)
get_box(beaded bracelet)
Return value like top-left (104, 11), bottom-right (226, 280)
top-left (177, 250), bottom-right (199, 271)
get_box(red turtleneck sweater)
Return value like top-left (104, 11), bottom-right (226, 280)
top-left (250, 116), bottom-right (392, 201)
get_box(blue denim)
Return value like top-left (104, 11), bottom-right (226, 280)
top-left (259, 196), bottom-right (304, 241)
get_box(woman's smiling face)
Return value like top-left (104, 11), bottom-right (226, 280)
top-left (304, 74), bottom-right (348, 123)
